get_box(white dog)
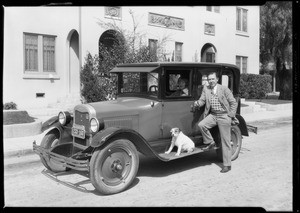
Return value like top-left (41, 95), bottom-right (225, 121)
top-left (165, 127), bottom-right (195, 156)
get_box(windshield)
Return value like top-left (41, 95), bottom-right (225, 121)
top-left (119, 72), bottom-right (159, 98)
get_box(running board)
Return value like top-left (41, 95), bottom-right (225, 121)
top-left (158, 145), bottom-right (219, 161)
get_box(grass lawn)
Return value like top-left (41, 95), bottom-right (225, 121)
top-left (3, 110), bottom-right (36, 125)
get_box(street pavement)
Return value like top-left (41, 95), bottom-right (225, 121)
top-left (3, 101), bottom-right (293, 161)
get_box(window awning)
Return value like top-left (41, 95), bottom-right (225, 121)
top-left (109, 66), bottom-right (159, 73)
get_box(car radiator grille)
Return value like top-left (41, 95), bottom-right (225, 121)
top-left (73, 110), bottom-right (90, 147)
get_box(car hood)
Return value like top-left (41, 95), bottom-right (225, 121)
top-left (87, 97), bottom-right (155, 118)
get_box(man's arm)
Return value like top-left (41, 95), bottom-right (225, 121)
top-left (194, 86), bottom-right (206, 107)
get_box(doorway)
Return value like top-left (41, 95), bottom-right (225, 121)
top-left (201, 43), bottom-right (217, 63)
top-left (68, 30), bottom-right (80, 94)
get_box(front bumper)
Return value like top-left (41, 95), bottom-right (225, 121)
top-left (33, 141), bottom-right (90, 171)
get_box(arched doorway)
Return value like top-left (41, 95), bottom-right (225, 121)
top-left (68, 30), bottom-right (80, 94)
top-left (98, 29), bottom-right (124, 62)
top-left (201, 43), bottom-right (217, 63)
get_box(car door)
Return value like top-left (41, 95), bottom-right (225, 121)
top-left (160, 68), bottom-right (194, 138)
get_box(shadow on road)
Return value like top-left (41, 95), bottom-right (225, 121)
top-left (137, 149), bottom-right (221, 178)
top-left (40, 149), bottom-right (221, 196)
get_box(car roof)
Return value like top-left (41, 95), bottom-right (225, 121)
top-left (110, 62), bottom-right (240, 73)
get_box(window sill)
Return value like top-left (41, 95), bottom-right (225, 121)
top-left (204, 32), bottom-right (215, 36)
top-left (235, 32), bottom-right (249, 37)
top-left (23, 73), bottom-right (60, 80)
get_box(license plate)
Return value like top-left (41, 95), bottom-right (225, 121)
top-left (72, 124), bottom-right (85, 139)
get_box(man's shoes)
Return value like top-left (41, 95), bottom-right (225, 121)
top-left (201, 141), bottom-right (216, 150)
top-left (220, 166), bottom-right (231, 173)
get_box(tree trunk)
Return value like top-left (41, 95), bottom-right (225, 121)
top-left (275, 56), bottom-right (292, 100)
top-left (272, 75), bottom-right (276, 92)
top-left (278, 64), bottom-right (292, 100)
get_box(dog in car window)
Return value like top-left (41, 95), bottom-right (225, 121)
top-left (165, 127), bottom-right (195, 156)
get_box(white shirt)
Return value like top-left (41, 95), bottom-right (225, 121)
top-left (211, 84), bottom-right (217, 95)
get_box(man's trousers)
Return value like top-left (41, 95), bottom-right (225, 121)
top-left (198, 113), bottom-right (232, 166)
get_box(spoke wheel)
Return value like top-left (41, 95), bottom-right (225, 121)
top-left (90, 139), bottom-right (139, 195)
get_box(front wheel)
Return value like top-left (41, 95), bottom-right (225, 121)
top-left (216, 125), bottom-right (242, 161)
top-left (90, 139), bottom-right (139, 195)
top-left (40, 132), bottom-right (68, 172)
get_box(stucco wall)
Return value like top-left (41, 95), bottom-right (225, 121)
top-left (3, 6), bottom-right (260, 110)
top-left (3, 7), bottom-right (80, 109)
top-left (80, 6), bottom-right (259, 72)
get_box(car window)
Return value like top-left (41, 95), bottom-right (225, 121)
top-left (221, 69), bottom-right (233, 91)
top-left (120, 72), bottom-right (159, 97)
top-left (165, 70), bottom-right (191, 98)
top-left (193, 67), bottom-right (220, 99)
top-left (148, 72), bottom-right (159, 95)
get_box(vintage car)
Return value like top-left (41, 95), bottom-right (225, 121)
top-left (33, 62), bottom-right (255, 195)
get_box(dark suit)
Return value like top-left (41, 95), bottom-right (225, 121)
top-left (195, 84), bottom-right (237, 166)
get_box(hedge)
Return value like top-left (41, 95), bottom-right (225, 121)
top-left (239, 73), bottom-right (272, 99)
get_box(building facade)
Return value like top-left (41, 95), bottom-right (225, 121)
top-left (3, 6), bottom-right (260, 110)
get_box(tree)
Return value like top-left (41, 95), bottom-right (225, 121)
top-left (260, 1), bottom-right (292, 100)
top-left (81, 9), bottom-right (172, 103)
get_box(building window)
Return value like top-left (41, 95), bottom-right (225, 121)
top-left (43, 36), bottom-right (55, 72)
top-left (175, 42), bottom-right (183, 62)
top-left (236, 7), bottom-right (248, 32)
top-left (206, 6), bottom-right (212, 11)
top-left (204, 23), bottom-right (215, 35)
top-left (206, 6), bottom-right (220, 13)
top-left (206, 52), bottom-right (215, 63)
top-left (148, 39), bottom-right (158, 61)
top-left (214, 6), bottom-right (220, 13)
top-left (24, 33), bottom-right (56, 74)
top-left (236, 56), bottom-right (248, 73)
top-left (24, 34), bottom-right (38, 72)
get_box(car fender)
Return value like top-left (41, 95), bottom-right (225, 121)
top-left (41, 116), bottom-right (59, 132)
top-left (236, 114), bottom-right (249, 136)
top-left (41, 116), bottom-right (72, 141)
top-left (90, 127), bottom-right (165, 160)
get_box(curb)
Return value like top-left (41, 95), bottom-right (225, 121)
top-left (4, 148), bottom-right (36, 158)
top-left (3, 119), bottom-right (42, 139)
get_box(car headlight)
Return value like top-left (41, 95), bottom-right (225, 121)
top-left (90, 118), bottom-right (100, 133)
top-left (58, 111), bottom-right (71, 125)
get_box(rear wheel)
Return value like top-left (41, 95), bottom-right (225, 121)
top-left (40, 132), bottom-right (68, 172)
top-left (215, 125), bottom-right (242, 161)
top-left (90, 139), bottom-right (139, 195)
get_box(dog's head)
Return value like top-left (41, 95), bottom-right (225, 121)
top-left (170, 127), bottom-right (181, 137)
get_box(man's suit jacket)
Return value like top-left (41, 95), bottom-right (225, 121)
top-left (196, 84), bottom-right (238, 118)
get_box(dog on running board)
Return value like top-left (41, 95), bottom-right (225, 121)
top-left (165, 127), bottom-right (195, 156)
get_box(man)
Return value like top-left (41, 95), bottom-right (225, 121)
top-left (194, 72), bottom-right (237, 173)
top-left (170, 78), bottom-right (189, 96)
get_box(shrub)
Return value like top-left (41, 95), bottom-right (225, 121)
top-left (239, 74), bottom-right (272, 99)
top-left (3, 102), bottom-right (17, 110)
top-left (80, 53), bottom-right (108, 103)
